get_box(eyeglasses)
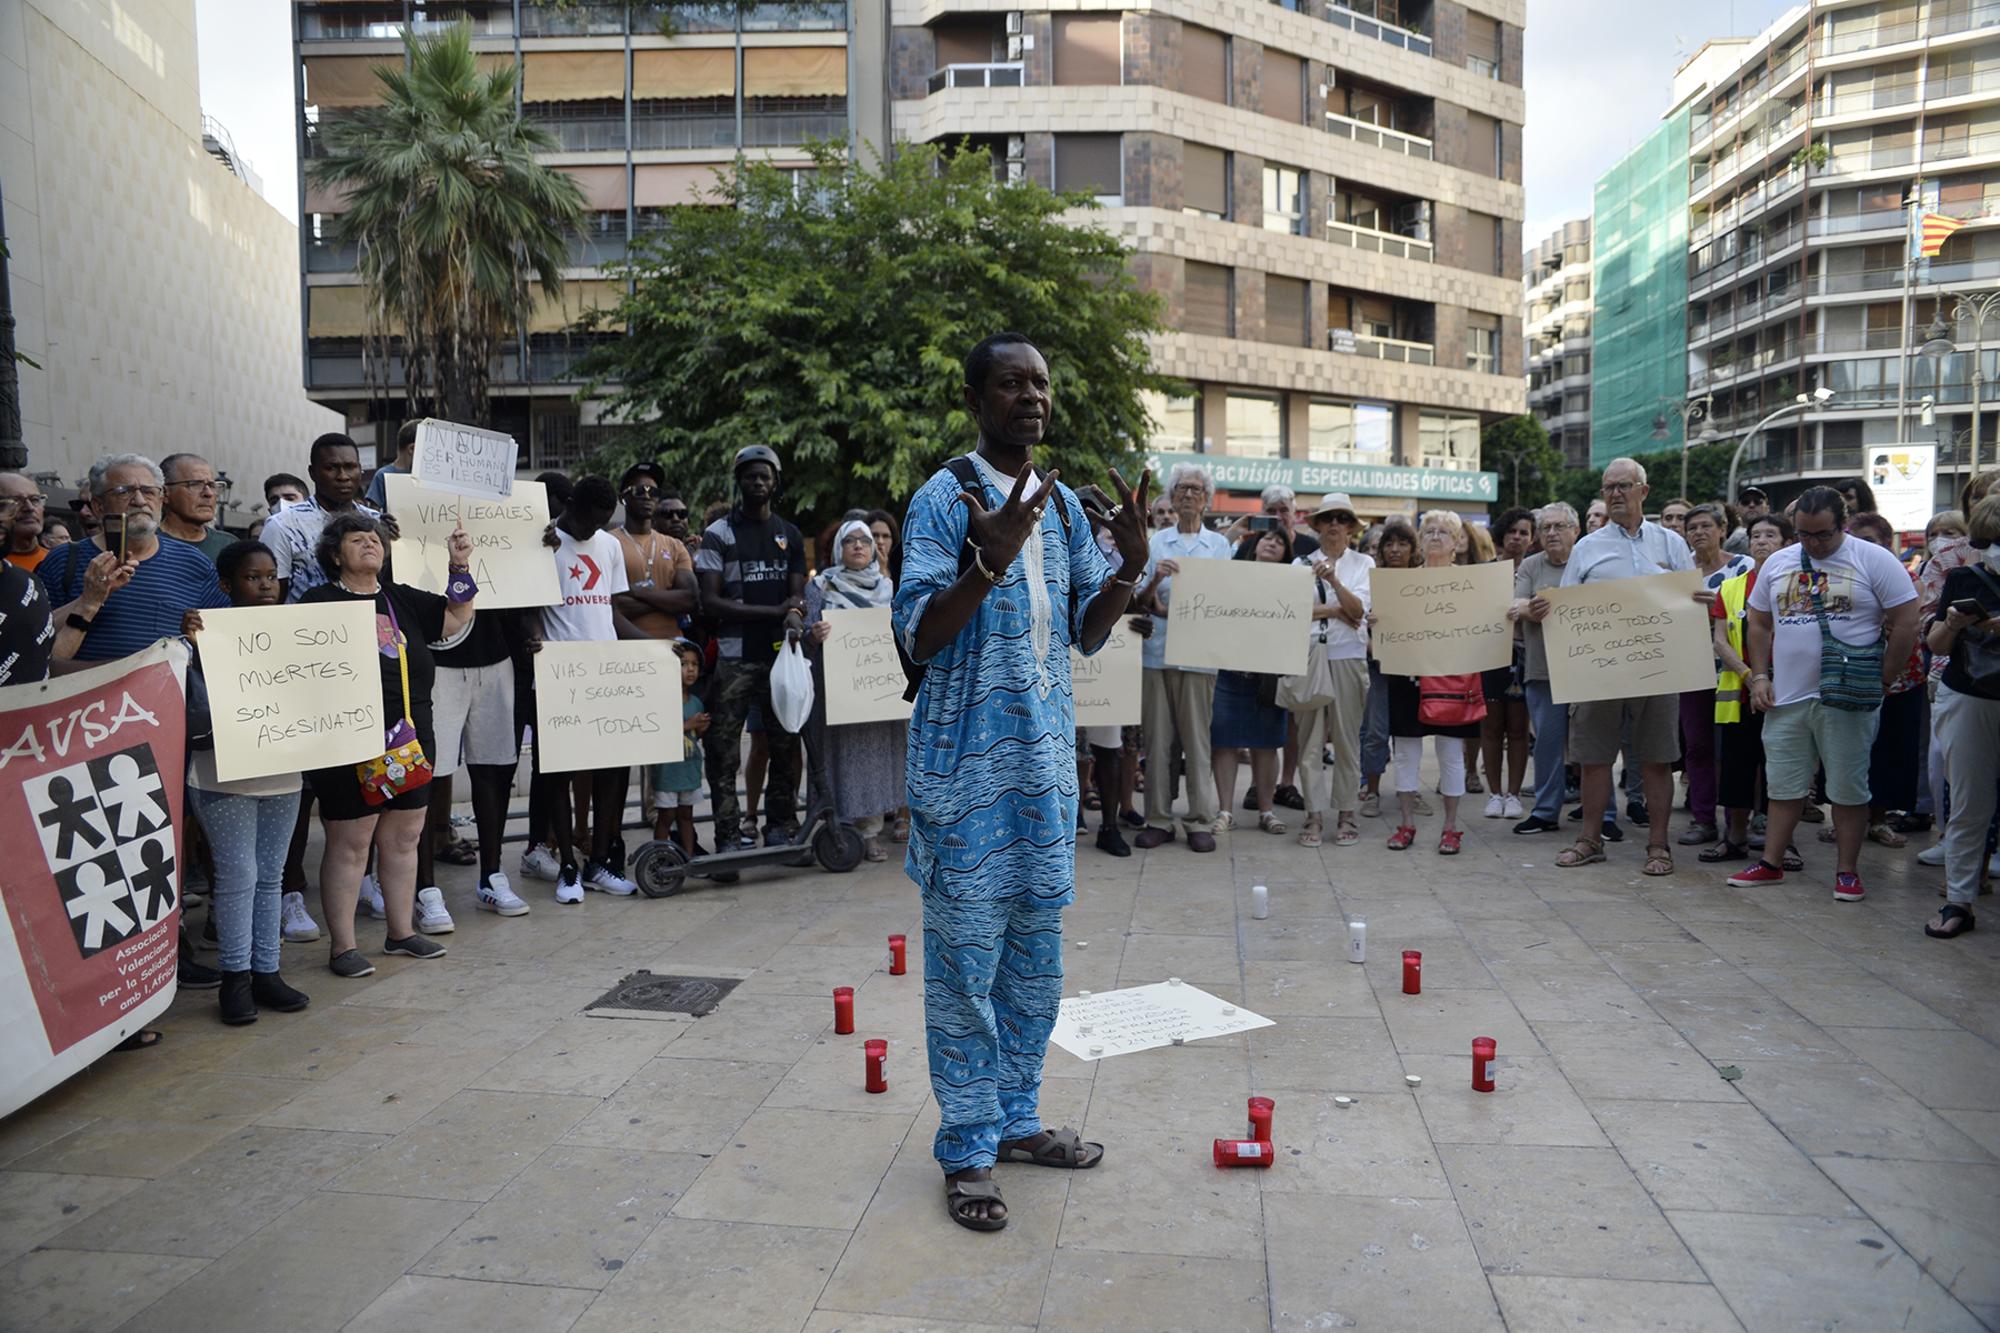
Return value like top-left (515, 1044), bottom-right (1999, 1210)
top-left (166, 478), bottom-right (220, 494)
top-left (99, 485), bottom-right (164, 501)
top-left (1796, 525), bottom-right (1842, 543)
top-left (1601, 481), bottom-right (1639, 494)
top-left (659, 507), bottom-right (689, 520)
top-left (0, 493), bottom-right (47, 510)
top-left (623, 486), bottom-right (660, 498)
top-left (1170, 483), bottom-right (1207, 496)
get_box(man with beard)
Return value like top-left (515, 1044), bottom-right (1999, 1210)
top-left (260, 433), bottom-right (379, 603)
top-left (42, 453), bottom-right (227, 663)
top-left (0, 472), bottom-right (51, 572)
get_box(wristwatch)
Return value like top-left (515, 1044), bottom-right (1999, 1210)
top-left (65, 612), bottom-right (94, 632)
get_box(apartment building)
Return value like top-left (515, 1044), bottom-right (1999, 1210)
top-left (891, 0), bottom-right (1524, 519)
top-left (1523, 218), bottom-right (1591, 468)
top-left (1681, 0), bottom-right (2000, 507)
top-left (294, 0), bottom-right (888, 467)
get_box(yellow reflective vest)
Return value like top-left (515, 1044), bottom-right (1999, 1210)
top-left (1715, 571), bottom-right (1751, 724)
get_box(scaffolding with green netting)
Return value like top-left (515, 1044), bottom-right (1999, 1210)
top-left (1589, 106), bottom-right (1691, 471)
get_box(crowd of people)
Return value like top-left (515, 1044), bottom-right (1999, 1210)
top-left (0, 427), bottom-right (1982, 1048)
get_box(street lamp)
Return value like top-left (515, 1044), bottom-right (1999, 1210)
top-left (1652, 393), bottom-right (1716, 498)
top-left (1917, 292), bottom-right (2000, 484)
top-left (1726, 388), bottom-right (1835, 508)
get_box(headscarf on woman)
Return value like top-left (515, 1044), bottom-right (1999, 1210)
top-left (813, 519), bottom-right (893, 608)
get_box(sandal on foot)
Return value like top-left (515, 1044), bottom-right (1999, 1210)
top-left (1387, 824), bottom-right (1417, 851)
top-left (1557, 838), bottom-right (1606, 868)
top-left (1817, 826), bottom-right (1838, 844)
top-left (1926, 904), bottom-right (1977, 939)
top-left (1781, 845), bottom-right (1805, 872)
top-left (1334, 819), bottom-right (1360, 847)
top-left (1698, 840), bottom-right (1749, 863)
top-left (998, 1127), bottom-right (1104, 1169)
top-left (1438, 829), bottom-right (1463, 855)
top-left (1643, 846), bottom-right (1674, 877)
top-left (1298, 824), bottom-right (1323, 849)
top-left (1258, 811), bottom-right (1288, 836)
top-left (945, 1177), bottom-right (1008, 1231)
top-left (1867, 822), bottom-right (1907, 848)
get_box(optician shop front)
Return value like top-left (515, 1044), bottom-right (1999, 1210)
top-left (1141, 450), bottom-right (1501, 523)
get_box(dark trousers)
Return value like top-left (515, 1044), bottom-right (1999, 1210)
top-left (704, 658), bottom-right (801, 845)
top-left (1716, 711), bottom-right (1766, 812)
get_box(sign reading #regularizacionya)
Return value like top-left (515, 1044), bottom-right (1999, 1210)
top-left (1143, 450), bottom-right (1500, 504)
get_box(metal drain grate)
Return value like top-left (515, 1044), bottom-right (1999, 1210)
top-left (583, 970), bottom-right (741, 1021)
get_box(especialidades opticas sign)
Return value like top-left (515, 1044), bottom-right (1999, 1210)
top-left (1142, 450), bottom-right (1500, 503)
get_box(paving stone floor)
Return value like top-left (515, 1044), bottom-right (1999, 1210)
top-left (3, 791), bottom-right (1998, 1331)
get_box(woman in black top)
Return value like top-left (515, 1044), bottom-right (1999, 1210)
top-left (300, 512), bottom-right (475, 977)
top-left (1924, 493), bottom-right (2000, 939)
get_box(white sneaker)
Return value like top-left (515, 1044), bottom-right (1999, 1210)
top-left (519, 845), bottom-right (560, 882)
top-left (357, 873), bottom-right (386, 919)
top-left (585, 861), bottom-right (638, 896)
top-left (476, 872), bottom-right (530, 917)
top-left (414, 886), bottom-right (455, 935)
top-left (1483, 794), bottom-right (1504, 818)
top-left (280, 891), bottom-right (321, 942)
top-left (1412, 795), bottom-right (1434, 816)
top-left (1986, 849), bottom-right (2000, 877)
top-left (1502, 794), bottom-right (1525, 820)
top-left (555, 864), bottom-right (583, 904)
top-left (1918, 841), bottom-right (1946, 867)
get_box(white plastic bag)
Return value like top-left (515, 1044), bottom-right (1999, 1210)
top-left (770, 638), bottom-right (815, 734)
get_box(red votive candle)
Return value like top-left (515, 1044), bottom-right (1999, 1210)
top-left (887, 934), bottom-right (907, 975)
top-left (1213, 1138), bottom-right (1274, 1168)
top-left (833, 986), bottom-right (854, 1035)
top-left (1247, 1096), bottom-right (1275, 1141)
top-left (1402, 950), bottom-right (1422, 995)
top-left (1472, 1036), bottom-right (1496, 1093)
top-left (865, 1038), bottom-right (888, 1093)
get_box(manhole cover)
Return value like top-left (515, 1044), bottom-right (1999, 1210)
top-left (583, 970), bottom-right (740, 1021)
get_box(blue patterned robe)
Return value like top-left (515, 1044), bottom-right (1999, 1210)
top-left (892, 463), bottom-right (1115, 906)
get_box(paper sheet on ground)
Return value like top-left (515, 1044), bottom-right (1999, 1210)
top-left (412, 418), bottom-right (517, 499)
top-left (820, 607), bottom-right (913, 725)
top-left (1367, 562), bottom-right (1514, 674)
top-left (1072, 620), bottom-right (1143, 727)
top-left (1049, 982), bottom-right (1273, 1061)
top-left (197, 602), bottom-right (383, 781)
top-left (533, 639), bottom-right (683, 773)
top-left (383, 473), bottom-right (559, 610)
top-left (1162, 559), bottom-right (1314, 675)
top-left (1539, 570), bottom-right (1713, 704)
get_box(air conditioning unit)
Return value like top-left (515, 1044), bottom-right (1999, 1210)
top-left (1005, 10), bottom-right (1023, 34)
top-left (1005, 34), bottom-right (1023, 60)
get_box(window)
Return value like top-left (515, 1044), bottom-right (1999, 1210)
top-left (1053, 15), bottom-right (1122, 86)
top-left (1184, 143), bottom-right (1230, 219)
top-left (1419, 412), bottom-right (1481, 469)
top-left (1465, 13), bottom-right (1501, 78)
top-left (1142, 390), bottom-right (1200, 450)
top-left (1226, 393), bottom-right (1284, 459)
top-left (1465, 210), bottom-right (1502, 275)
top-left (1307, 400), bottom-right (1393, 463)
top-left (1184, 261), bottom-right (1234, 337)
top-left (1183, 24), bottom-right (1229, 105)
top-left (1262, 165), bottom-right (1303, 234)
top-left (1466, 313), bottom-right (1500, 374)
top-left (1261, 48), bottom-right (1304, 123)
top-left (1468, 111), bottom-right (1502, 176)
top-left (1265, 275), bottom-right (1310, 347)
top-left (1054, 133), bottom-right (1122, 201)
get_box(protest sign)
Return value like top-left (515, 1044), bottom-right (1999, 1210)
top-left (1162, 558), bottom-right (1315, 675)
top-left (412, 418), bottom-right (517, 499)
top-left (0, 643), bottom-right (187, 1116)
top-left (196, 603), bottom-right (381, 782)
top-left (1540, 570), bottom-right (1713, 704)
top-left (1367, 563), bottom-right (1515, 675)
top-left (534, 639), bottom-right (684, 773)
top-left (1072, 620), bottom-right (1142, 727)
top-left (383, 473), bottom-right (560, 610)
top-left (1048, 981), bottom-right (1273, 1062)
top-left (820, 607), bottom-right (913, 726)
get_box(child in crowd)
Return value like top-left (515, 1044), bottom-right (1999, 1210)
top-left (651, 639), bottom-right (710, 856)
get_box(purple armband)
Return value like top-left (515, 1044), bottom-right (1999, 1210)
top-left (447, 567), bottom-right (477, 603)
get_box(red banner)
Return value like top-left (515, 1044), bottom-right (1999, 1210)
top-left (0, 643), bottom-right (187, 1115)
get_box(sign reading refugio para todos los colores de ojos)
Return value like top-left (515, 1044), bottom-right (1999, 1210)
top-left (1142, 450), bottom-right (1500, 504)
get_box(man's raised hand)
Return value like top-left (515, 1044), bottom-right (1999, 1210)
top-left (958, 465), bottom-right (1061, 578)
top-left (1101, 467), bottom-right (1152, 577)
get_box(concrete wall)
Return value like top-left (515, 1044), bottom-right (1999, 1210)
top-left (1, 0), bottom-right (338, 508)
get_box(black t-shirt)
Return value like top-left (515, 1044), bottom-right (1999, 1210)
top-left (1940, 564), bottom-right (2000, 700)
top-left (433, 608), bottom-right (513, 670)
top-left (0, 562), bottom-right (54, 686)
top-left (301, 580), bottom-right (449, 748)
top-left (696, 506), bottom-right (807, 664)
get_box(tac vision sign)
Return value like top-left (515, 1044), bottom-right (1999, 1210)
top-left (1142, 449), bottom-right (1500, 504)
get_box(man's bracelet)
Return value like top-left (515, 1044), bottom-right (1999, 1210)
top-left (970, 545), bottom-right (1003, 584)
top-left (1109, 567), bottom-right (1144, 589)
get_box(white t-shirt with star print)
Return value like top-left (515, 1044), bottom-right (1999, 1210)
top-left (542, 528), bottom-right (630, 642)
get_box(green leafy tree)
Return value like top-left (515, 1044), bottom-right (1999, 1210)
top-left (1480, 414), bottom-right (1562, 510)
top-left (576, 141), bottom-right (1179, 531)
top-left (1556, 439), bottom-right (1742, 516)
top-left (307, 22), bottom-right (585, 425)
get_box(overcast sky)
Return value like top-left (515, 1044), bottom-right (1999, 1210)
top-left (196, 0), bottom-right (1800, 240)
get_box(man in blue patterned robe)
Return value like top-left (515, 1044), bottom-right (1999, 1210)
top-left (893, 333), bottom-right (1153, 1231)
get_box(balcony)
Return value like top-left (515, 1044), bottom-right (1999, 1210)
top-left (1328, 329), bottom-right (1435, 364)
top-left (300, 4), bottom-right (417, 40)
top-left (1321, 2), bottom-right (1433, 58)
top-left (306, 237), bottom-right (359, 273)
top-left (1816, 256), bottom-right (2000, 295)
top-left (1932, 1), bottom-right (2000, 40)
top-left (520, 1), bottom-right (627, 35)
top-left (1323, 111), bottom-right (1433, 160)
top-left (631, 103), bottom-right (736, 150)
top-left (741, 1), bottom-right (846, 30)
top-left (538, 113), bottom-right (628, 152)
top-left (927, 62), bottom-right (1024, 94)
top-left (1814, 81), bottom-right (1920, 119)
top-left (1325, 218), bottom-right (1433, 262)
top-left (744, 98), bottom-right (847, 146)
top-left (1821, 19), bottom-right (1920, 58)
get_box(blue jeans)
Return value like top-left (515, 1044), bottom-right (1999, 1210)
top-left (1524, 679), bottom-right (1570, 822)
top-left (190, 786), bottom-right (302, 973)
top-left (1361, 660), bottom-right (1390, 783)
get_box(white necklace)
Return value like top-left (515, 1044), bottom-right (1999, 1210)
top-left (338, 575), bottom-right (380, 596)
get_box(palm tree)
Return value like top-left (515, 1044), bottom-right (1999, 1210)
top-left (308, 22), bottom-right (585, 425)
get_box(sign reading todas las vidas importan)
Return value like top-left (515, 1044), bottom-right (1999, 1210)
top-left (1142, 449), bottom-right (1501, 505)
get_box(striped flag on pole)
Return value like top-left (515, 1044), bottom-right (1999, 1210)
top-left (1920, 213), bottom-right (1968, 257)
